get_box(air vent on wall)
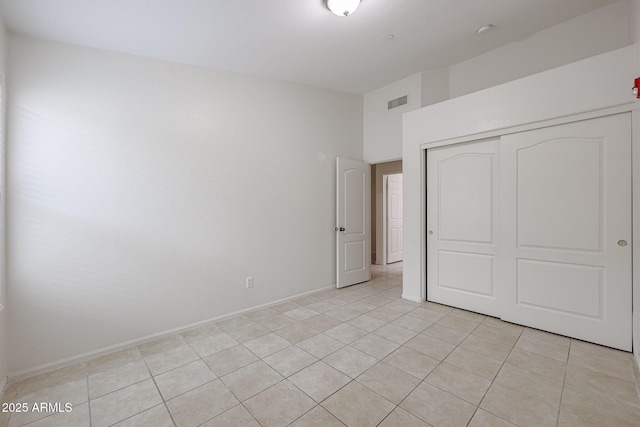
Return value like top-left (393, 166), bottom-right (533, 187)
top-left (388, 95), bottom-right (408, 110)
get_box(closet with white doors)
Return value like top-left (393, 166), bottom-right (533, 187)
top-left (426, 113), bottom-right (632, 351)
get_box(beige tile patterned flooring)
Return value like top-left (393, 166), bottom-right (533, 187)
top-left (1, 262), bottom-right (640, 426)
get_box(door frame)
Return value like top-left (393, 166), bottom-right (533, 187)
top-left (372, 161), bottom-right (402, 266)
top-left (382, 174), bottom-right (389, 265)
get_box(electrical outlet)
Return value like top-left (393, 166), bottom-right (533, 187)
top-left (245, 277), bottom-right (254, 288)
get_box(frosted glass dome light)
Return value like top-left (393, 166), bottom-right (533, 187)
top-left (325, 0), bottom-right (362, 17)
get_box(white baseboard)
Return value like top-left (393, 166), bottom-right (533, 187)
top-left (401, 293), bottom-right (425, 303)
top-left (9, 284), bottom-right (334, 381)
top-left (0, 376), bottom-right (6, 400)
top-left (633, 353), bottom-right (640, 399)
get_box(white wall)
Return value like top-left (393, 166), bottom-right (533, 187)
top-left (0, 12), bottom-right (7, 395)
top-left (420, 68), bottom-right (449, 108)
top-left (449, 0), bottom-right (632, 98)
top-left (6, 35), bottom-right (363, 375)
top-left (363, 73), bottom-right (421, 163)
top-left (364, 1), bottom-right (631, 165)
top-left (631, 0), bottom-right (640, 369)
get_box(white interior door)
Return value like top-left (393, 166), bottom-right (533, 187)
top-left (426, 139), bottom-right (501, 317)
top-left (500, 114), bottom-right (632, 351)
top-left (386, 174), bottom-right (403, 264)
top-left (336, 157), bottom-right (370, 288)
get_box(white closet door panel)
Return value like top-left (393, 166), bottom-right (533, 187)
top-left (516, 259), bottom-right (603, 318)
top-left (500, 114), bottom-right (631, 351)
top-left (516, 137), bottom-right (602, 252)
top-left (439, 154), bottom-right (494, 244)
top-left (438, 251), bottom-right (494, 296)
top-left (345, 169), bottom-right (365, 235)
top-left (427, 139), bottom-right (500, 316)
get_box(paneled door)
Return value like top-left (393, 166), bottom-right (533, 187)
top-left (500, 114), bottom-right (632, 350)
top-left (336, 157), bottom-right (371, 288)
top-left (386, 174), bottom-right (403, 264)
top-left (426, 139), bottom-right (501, 317)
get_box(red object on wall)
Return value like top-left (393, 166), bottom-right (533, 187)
top-left (634, 77), bottom-right (640, 98)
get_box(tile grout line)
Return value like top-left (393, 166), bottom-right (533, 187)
top-left (555, 341), bottom-right (571, 427)
top-left (177, 334), bottom-right (239, 426)
top-left (139, 346), bottom-right (178, 427)
top-left (237, 400), bottom-right (264, 427)
top-left (454, 319), bottom-right (490, 427)
top-left (259, 290), bottom-right (392, 425)
top-left (318, 282), bottom-right (437, 425)
top-left (324, 301), bottom-right (467, 425)
top-left (271, 279), bottom-right (409, 426)
top-left (85, 364), bottom-right (93, 427)
top-left (278, 378), bottom-right (338, 427)
top-left (167, 277), bottom-right (397, 426)
top-left (412, 314), bottom-right (513, 426)
top-left (469, 322), bottom-right (526, 427)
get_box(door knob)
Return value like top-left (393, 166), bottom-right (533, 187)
top-left (335, 227), bottom-right (345, 232)
top-left (618, 240), bottom-right (628, 247)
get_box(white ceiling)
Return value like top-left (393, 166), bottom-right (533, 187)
top-left (0, 0), bottom-right (621, 94)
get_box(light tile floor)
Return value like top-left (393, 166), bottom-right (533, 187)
top-left (1, 262), bottom-right (640, 426)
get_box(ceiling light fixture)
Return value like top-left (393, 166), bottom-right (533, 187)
top-left (325, 0), bottom-right (362, 17)
top-left (476, 25), bottom-right (494, 35)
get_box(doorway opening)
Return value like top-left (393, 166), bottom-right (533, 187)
top-left (371, 160), bottom-right (402, 266)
